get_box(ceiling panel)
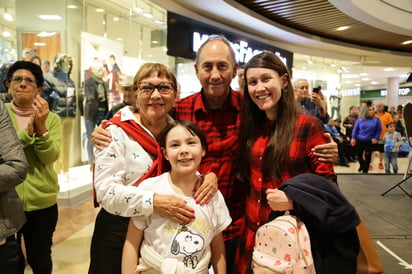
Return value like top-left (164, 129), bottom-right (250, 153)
top-left (235, 0), bottom-right (412, 53)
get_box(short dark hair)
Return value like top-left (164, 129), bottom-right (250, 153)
top-left (6, 61), bottom-right (44, 87)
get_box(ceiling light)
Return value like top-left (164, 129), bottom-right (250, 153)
top-left (38, 15), bottom-right (62, 20)
top-left (143, 13), bottom-right (153, 18)
top-left (133, 7), bottom-right (143, 13)
top-left (361, 78), bottom-right (370, 81)
top-left (95, 8), bottom-right (105, 13)
top-left (67, 5), bottom-right (77, 9)
top-left (307, 59), bottom-right (313, 65)
top-left (401, 40), bottom-right (412, 45)
top-left (383, 67), bottom-right (394, 71)
top-left (359, 73), bottom-right (368, 76)
top-left (3, 8), bottom-right (13, 22)
top-left (38, 32), bottom-right (56, 37)
top-left (336, 26), bottom-right (350, 31)
top-left (2, 31), bottom-right (11, 37)
top-left (371, 81), bottom-right (379, 85)
top-left (155, 20), bottom-right (164, 24)
top-left (113, 17), bottom-right (119, 22)
top-left (34, 42), bottom-right (46, 46)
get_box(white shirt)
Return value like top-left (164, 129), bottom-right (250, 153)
top-left (132, 173), bottom-right (231, 265)
top-left (94, 106), bottom-right (163, 217)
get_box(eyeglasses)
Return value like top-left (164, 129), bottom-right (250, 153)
top-left (11, 77), bottom-right (36, 85)
top-left (138, 82), bottom-right (174, 96)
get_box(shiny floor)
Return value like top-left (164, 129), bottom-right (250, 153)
top-left (23, 155), bottom-right (412, 273)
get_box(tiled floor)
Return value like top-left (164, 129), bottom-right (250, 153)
top-left (23, 155), bottom-right (412, 273)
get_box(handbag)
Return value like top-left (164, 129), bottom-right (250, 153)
top-left (356, 219), bottom-right (384, 274)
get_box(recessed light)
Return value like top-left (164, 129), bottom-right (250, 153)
top-left (143, 13), bottom-right (153, 18)
top-left (38, 32), bottom-right (56, 37)
top-left (383, 67), bottom-right (394, 71)
top-left (38, 15), bottom-right (62, 20)
top-left (113, 17), bottom-right (119, 22)
top-left (95, 8), bottom-right (105, 13)
top-left (3, 9), bottom-right (13, 22)
top-left (2, 31), bottom-right (11, 37)
top-left (371, 81), bottom-right (379, 85)
top-left (359, 73), bottom-right (368, 76)
top-left (361, 78), bottom-right (370, 81)
top-left (336, 26), bottom-right (350, 31)
top-left (34, 42), bottom-right (46, 46)
top-left (401, 40), bottom-right (412, 45)
top-left (67, 5), bottom-right (77, 9)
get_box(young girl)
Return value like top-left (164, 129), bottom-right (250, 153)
top-left (122, 120), bottom-right (231, 274)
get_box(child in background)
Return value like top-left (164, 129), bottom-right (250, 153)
top-left (383, 121), bottom-right (403, 174)
top-left (122, 120), bottom-right (231, 274)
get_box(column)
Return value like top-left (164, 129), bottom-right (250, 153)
top-left (387, 77), bottom-right (399, 108)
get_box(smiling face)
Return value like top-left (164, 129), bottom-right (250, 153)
top-left (136, 74), bottom-right (176, 125)
top-left (246, 67), bottom-right (287, 120)
top-left (163, 125), bottom-right (205, 175)
top-left (195, 39), bottom-right (237, 109)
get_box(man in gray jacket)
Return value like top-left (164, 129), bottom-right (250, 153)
top-left (0, 99), bottom-right (28, 274)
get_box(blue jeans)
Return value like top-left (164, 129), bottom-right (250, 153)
top-left (85, 110), bottom-right (107, 164)
top-left (384, 151), bottom-right (398, 174)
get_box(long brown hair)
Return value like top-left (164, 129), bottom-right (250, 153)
top-left (237, 51), bottom-right (301, 183)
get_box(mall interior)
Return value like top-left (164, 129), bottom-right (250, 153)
top-left (1, 0), bottom-right (412, 273)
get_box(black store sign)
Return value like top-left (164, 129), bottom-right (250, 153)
top-left (167, 11), bottom-right (293, 72)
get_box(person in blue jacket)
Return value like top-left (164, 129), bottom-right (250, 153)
top-left (351, 105), bottom-right (382, 173)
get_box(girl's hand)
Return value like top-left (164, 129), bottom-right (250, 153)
top-left (266, 189), bottom-right (293, 211)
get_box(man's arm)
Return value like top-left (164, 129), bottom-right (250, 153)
top-left (311, 133), bottom-right (338, 163)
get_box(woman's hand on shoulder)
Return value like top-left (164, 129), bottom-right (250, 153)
top-left (193, 172), bottom-right (218, 205)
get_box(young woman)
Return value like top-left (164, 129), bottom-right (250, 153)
top-left (122, 120), bottom-right (231, 273)
top-left (235, 52), bottom-right (358, 274)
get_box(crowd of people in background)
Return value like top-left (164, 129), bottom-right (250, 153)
top-left (0, 33), bottom-right (410, 274)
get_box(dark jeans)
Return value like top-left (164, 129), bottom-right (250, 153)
top-left (88, 208), bottom-right (129, 274)
top-left (17, 204), bottom-right (58, 274)
top-left (0, 235), bottom-right (19, 274)
top-left (225, 237), bottom-right (238, 274)
top-left (356, 139), bottom-right (374, 173)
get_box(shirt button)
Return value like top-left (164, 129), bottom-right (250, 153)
top-left (257, 200), bottom-right (261, 203)
top-left (258, 156), bottom-right (262, 160)
top-left (258, 178), bottom-right (262, 182)
top-left (257, 222), bottom-right (260, 226)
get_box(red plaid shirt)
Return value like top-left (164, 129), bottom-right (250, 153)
top-left (235, 114), bottom-right (337, 273)
top-left (174, 89), bottom-right (247, 242)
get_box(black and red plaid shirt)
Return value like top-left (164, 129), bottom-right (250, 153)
top-left (235, 114), bottom-right (337, 273)
top-left (174, 89), bottom-right (247, 242)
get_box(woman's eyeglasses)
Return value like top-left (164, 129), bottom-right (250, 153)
top-left (138, 82), bottom-right (174, 96)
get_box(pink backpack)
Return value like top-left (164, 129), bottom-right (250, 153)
top-left (252, 213), bottom-right (316, 274)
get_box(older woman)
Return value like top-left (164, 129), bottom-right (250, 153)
top-left (4, 61), bottom-right (62, 274)
top-left (88, 63), bottom-right (216, 274)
